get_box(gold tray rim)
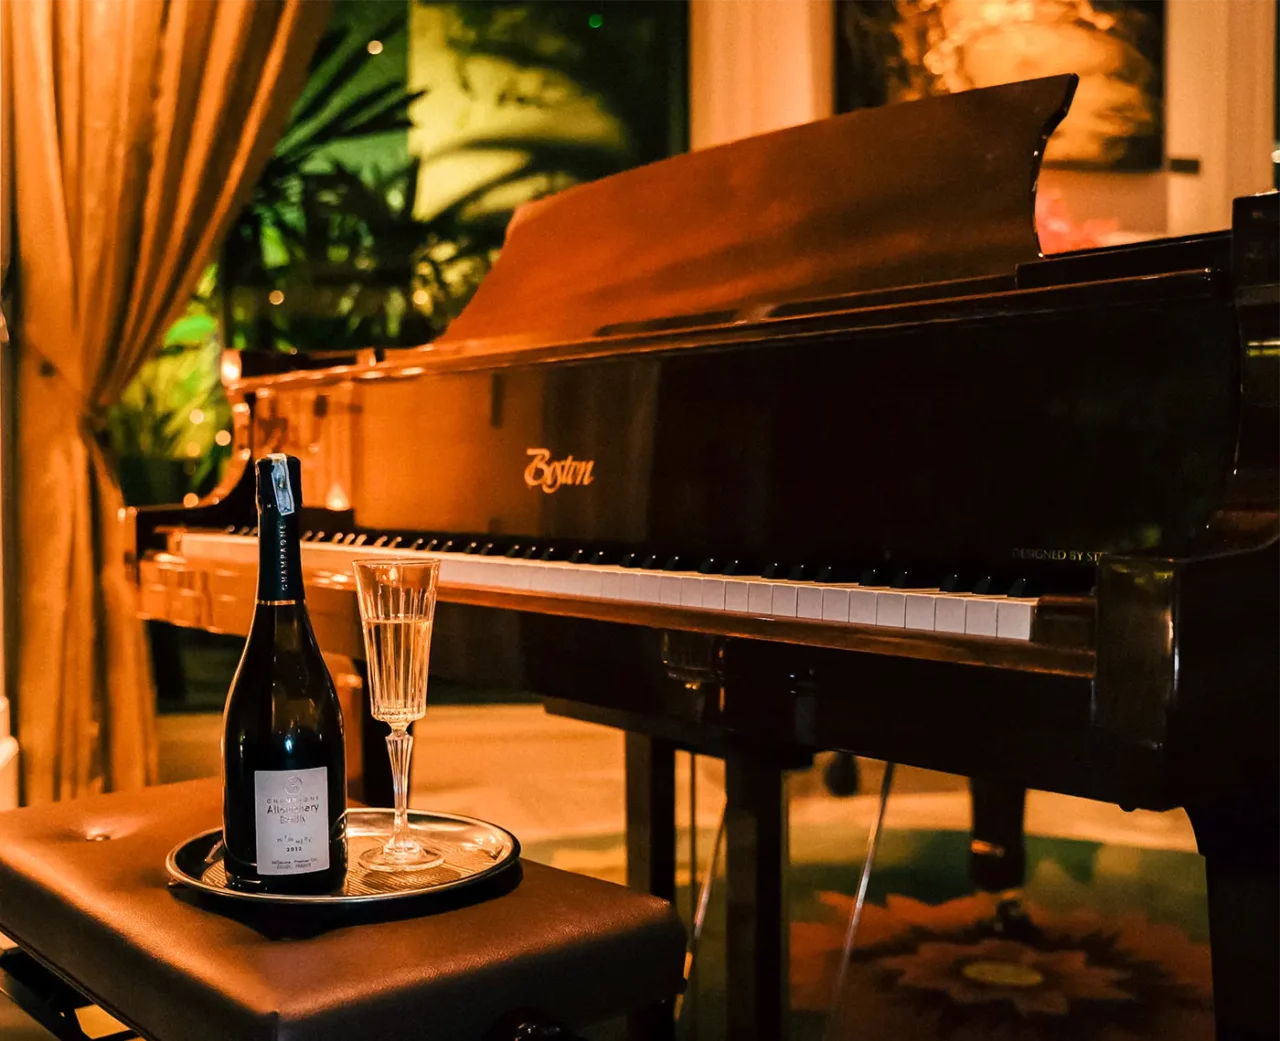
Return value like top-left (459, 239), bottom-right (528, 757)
top-left (165, 807), bottom-right (521, 906)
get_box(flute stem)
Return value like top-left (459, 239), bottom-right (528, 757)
top-left (385, 727), bottom-right (414, 852)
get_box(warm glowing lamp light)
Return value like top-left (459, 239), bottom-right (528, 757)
top-left (326, 485), bottom-right (351, 511)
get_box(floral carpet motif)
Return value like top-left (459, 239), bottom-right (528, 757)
top-left (792, 891), bottom-right (1213, 1040)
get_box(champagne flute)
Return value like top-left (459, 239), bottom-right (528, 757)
top-left (352, 559), bottom-right (442, 871)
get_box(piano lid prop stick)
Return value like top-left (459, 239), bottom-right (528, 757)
top-left (674, 797), bottom-right (727, 1024)
top-left (823, 761), bottom-right (897, 1041)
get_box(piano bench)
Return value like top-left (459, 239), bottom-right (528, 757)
top-left (0, 780), bottom-right (686, 1041)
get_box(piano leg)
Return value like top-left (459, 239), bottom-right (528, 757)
top-left (1188, 792), bottom-right (1280, 1041)
top-left (624, 732), bottom-right (676, 1040)
top-left (724, 754), bottom-right (789, 1041)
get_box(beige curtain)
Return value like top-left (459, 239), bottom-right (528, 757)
top-left (6, 0), bottom-right (329, 802)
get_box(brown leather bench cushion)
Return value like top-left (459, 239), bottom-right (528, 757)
top-left (0, 779), bottom-right (684, 1041)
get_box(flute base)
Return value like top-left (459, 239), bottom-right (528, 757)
top-left (359, 841), bottom-right (445, 873)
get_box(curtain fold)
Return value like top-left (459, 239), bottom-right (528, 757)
top-left (7, 0), bottom-right (329, 802)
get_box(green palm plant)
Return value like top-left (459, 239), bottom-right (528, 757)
top-left (221, 5), bottom-right (432, 353)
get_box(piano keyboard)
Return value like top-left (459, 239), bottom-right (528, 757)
top-left (169, 531), bottom-right (1039, 642)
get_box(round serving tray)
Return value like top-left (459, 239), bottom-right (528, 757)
top-left (166, 807), bottom-right (520, 906)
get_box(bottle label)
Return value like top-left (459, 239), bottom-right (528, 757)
top-left (254, 767), bottom-right (330, 875)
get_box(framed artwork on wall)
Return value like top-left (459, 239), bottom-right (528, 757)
top-left (835, 0), bottom-right (1165, 171)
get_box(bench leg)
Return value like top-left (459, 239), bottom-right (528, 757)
top-left (0, 949), bottom-right (136, 1040)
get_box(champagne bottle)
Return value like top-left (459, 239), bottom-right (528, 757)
top-left (221, 454), bottom-right (347, 893)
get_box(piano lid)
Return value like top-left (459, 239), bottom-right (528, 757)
top-left (437, 74), bottom-right (1077, 354)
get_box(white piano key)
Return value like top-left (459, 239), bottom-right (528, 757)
top-left (618, 571), bottom-right (640, 602)
top-left (903, 592), bottom-right (937, 631)
top-left (747, 582), bottom-right (773, 615)
top-left (821, 588), bottom-right (850, 622)
top-left (491, 555), bottom-right (527, 589)
top-left (701, 579), bottom-right (726, 611)
top-left (528, 566), bottom-right (558, 594)
top-left (724, 580), bottom-right (750, 613)
top-left (636, 573), bottom-right (662, 604)
top-left (875, 591), bottom-right (906, 628)
top-left (473, 559), bottom-right (507, 587)
top-left (770, 583), bottom-right (798, 618)
top-left (964, 598), bottom-right (999, 637)
top-left (680, 577), bottom-right (704, 608)
top-left (659, 575), bottom-right (683, 606)
top-left (796, 586), bottom-right (823, 620)
top-left (997, 599), bottom-right (1035, 641)
top-left (598, 569), bottom-right (623, 600)
top-left (560, 566), bottom-right (587, 596)
top-left (847, 588), bottom-right (877, 624)
top-left (578, 568), bottom-right (603, 599)
top-left (437, 558), bottom-right (467, 583)
top-left (934, 596), bottom-right (967, 633)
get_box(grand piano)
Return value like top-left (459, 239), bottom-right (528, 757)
top-left (127, 76), bottom-right (1278, 1041)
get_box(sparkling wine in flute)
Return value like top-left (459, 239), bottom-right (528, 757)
top-left (221, 454), bottom-right (347, 894)
top-left (363, 618), bottom-right (433, 727)
top-left (353, 559), bottom-right (442, 872)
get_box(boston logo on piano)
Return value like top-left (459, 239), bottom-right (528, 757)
top-left (523, 448), bottom-right (596, 494)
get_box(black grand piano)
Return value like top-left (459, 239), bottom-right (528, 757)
top-left (128, 76), bottom-right (1278, 1041)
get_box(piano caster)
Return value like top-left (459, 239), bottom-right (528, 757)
top-left (822, 752), bottom-right (861, 797)
top-left (1187, 792), bottom-right (1280, 1041)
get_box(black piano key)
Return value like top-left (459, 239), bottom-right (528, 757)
top-left (539, 547), bottom-right (562, 561)
top-left (441, 540), bottom-right (459, 553)
top-left (940, 574), bottom-right (961, 593)
top-left (330, 533), bottom-right (345, 543)
top-left (619, 552), bottom-right (641, 568)
top-left (343, 533), bottom-right (359, 545)
top-left (697, 558), bottom-right (721, 575)
top-left (465, 541), bottom-right (483, 554)
top-left (787, 564), bottom-right (809, 581)
top-left (238, 526), bottom-right (252, 536)
top-left (388, 536), bottom-right (403, 548)
top-left (480, 542), bottom-right (499, 556)
top-left (663, 555), bottom-right (689, 571)
top-left (225, 525), bottom-right (237, 534)
top-left (640, 553), bottom-right (660, 569)
top-left (762, 562), bottom-right (783, 579)
top-left (411, 538), bottom-right (427, 551)
top-left (858, 567), bottom-right (881, 586)
top-left (353, 534), bottom-right (368, 545)
top-left (589, 550), bottom-right (608, 566)
top-left (813, 565), bottom-right (834, 583)
top-left (504, 545), bottom-right (523, 558)
top-left (971, 575), bottom-right (995, 595)
top-left (570, 549), bottom-right (589, 564)
top-left (521, 546), bottom-right (540, 559)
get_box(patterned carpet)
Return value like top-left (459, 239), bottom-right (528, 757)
top-left (529, 822), bottom-right (1213, 1041)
